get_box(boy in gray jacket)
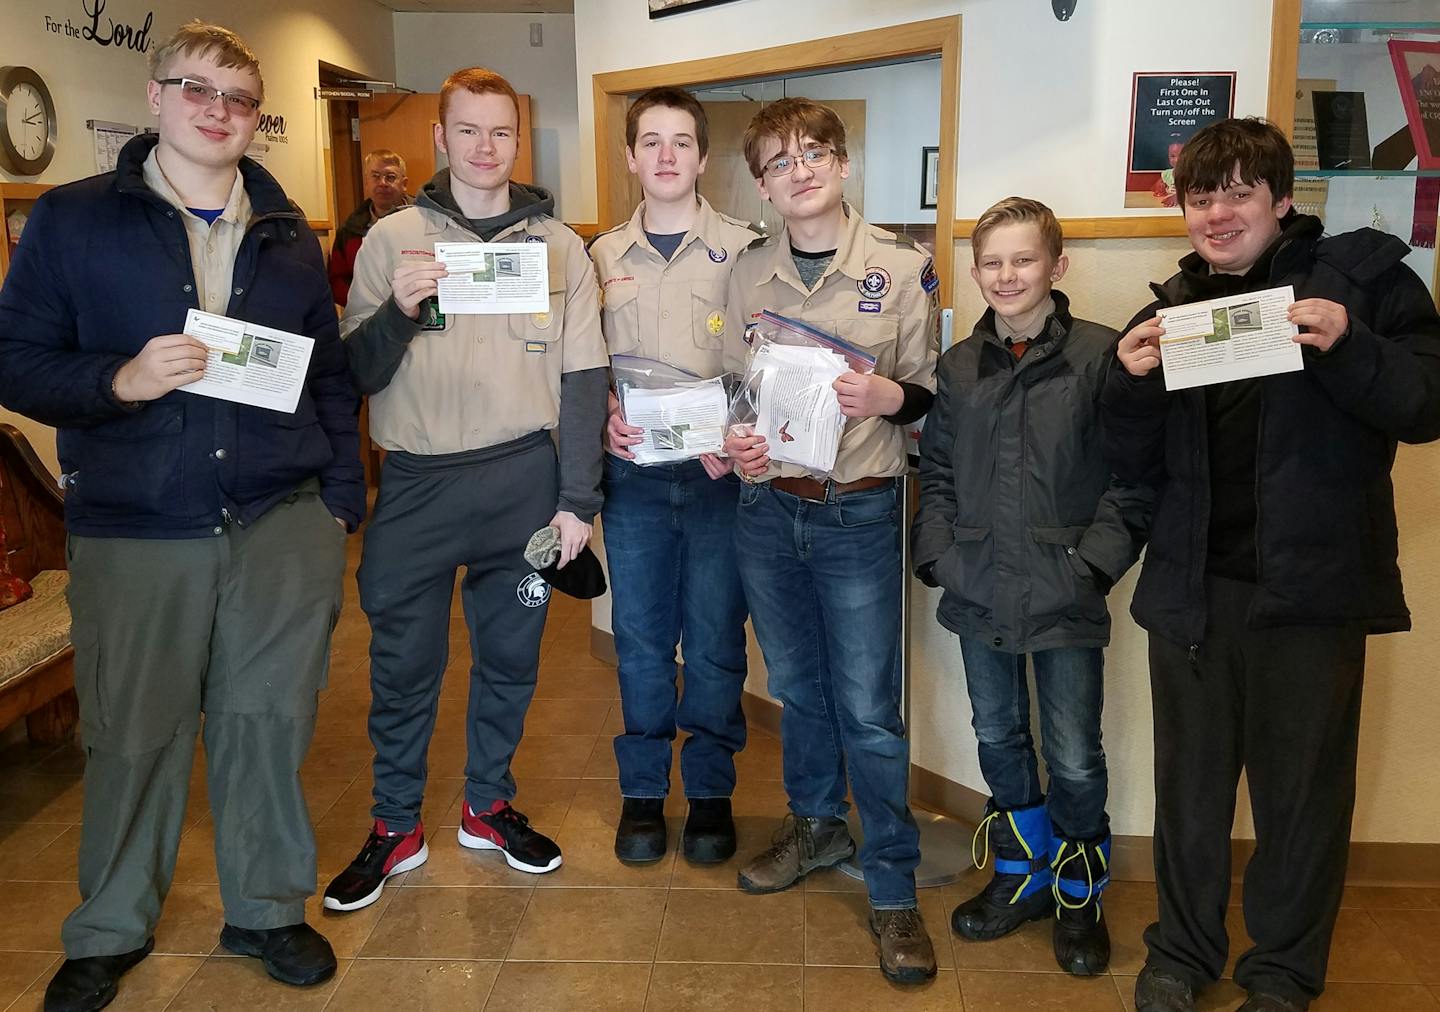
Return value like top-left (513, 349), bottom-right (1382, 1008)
top-left (912, 197), bottom-right (1150, 976)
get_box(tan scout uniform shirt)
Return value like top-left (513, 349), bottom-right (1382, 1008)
top-left (589, 196), bottom-right (757, 379)
top-left (722, 207), bottom-right (939, 484)
top-left (142, 150), bottom-right (250, 315)
top-left (342, 204), bottom-right (608, 455)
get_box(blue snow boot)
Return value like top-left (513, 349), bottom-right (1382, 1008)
top-left (1051, 831), bottom-right (1112, 975)
top-left (951, 800), bottom-right (1054, 941)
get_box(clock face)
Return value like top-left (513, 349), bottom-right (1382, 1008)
top-left (0, 67), bottom-right (56, 176)
top-left (6, 83), bottom-right (47, 161)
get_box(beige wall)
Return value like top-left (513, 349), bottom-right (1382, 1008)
top-left (577, 0), bottom-right (1440, 847)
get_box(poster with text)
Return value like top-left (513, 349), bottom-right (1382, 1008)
top-left (1389, 40), bottom-right (1440, 167)
top-left (1124, 72), bottom-right (1237, 209)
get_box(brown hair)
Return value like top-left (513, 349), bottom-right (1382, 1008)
top-left (626, 88), bottom-right (709, 158)
top-left (364, 149), bottom-right (408, 176)
top-left (971, 197), bottom-right (1064, 263)
top-left (148, 20), bottom-right (263, 99)
top-left (439, 67), bottom-right (520, 127)
top-left (1174, 117), bottom-right (1294, 205)
top-left (741, 97), bottom-right (848, 179)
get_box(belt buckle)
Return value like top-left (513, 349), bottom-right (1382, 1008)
top-left (804, 479), bottom-right (832, 503)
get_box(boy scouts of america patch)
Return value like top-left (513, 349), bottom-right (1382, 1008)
top-left (517, 572), bottom-right (551, 607)
top-left (707, 311), bottom-right (725, 336)
top-left (859, 267), bottom-right (892, 299)
top-left (708, 247), bottom-right (728, 263)
top-left (920, 259), bottom-right (940, 293)
top-left (525, 235), bottom-right (546, 243)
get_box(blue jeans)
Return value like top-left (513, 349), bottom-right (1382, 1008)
top-left (957, 639), bottom-right (1108, 840)
top-left (734, 479), bottom-right (919, 909)
top-left (602, 455), bottom-right (749, 799)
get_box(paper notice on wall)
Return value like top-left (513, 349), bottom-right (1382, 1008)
top-left (434, 242), bottom-right (550, 314)
top-left (1158, 285), bottom-right (1303, 391)
top-left (92, 123), bottom-right (137, 174)
top-left (180, 309), bottom-right (315, 413)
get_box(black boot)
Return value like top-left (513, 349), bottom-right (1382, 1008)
top-left (218, 922), bottom-right (337, 987)
top-left (682, 797), bottom-right (736, 864)
top-left (614, 797), bottom-right (667, 863)
top-left (951, 800), bottom-right (1054, 941)
top-left (1050, 831), bottom-right (1112, 975)
top-left (44, 938), bottom-right (154, 1012)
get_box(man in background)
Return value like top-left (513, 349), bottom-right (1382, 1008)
top-left (329, 148), bottom-right (411, 306)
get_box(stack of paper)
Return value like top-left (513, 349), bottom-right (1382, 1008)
top-left (623, 379), bottom-right (728, 464)
top-left (751, 342), bottom-right (851, 473)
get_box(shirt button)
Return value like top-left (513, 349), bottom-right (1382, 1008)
top-left (214, 448), bottom-right (227, 460)
top-left (662, 311), bottom-right (670, 319)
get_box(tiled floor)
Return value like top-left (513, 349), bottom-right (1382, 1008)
top-left (1, 540), bottom-right (1438, 1010)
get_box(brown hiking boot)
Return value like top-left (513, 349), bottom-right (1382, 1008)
top-left (869, 907), bottom-right (938, 983)
top-left (736, 814), bottom-right (854, 893)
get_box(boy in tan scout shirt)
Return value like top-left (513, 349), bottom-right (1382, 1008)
top-left (322, 67), bottom-right (609, 912)
top-left (721, 96), bottom-right (940, 983)
top-left (589, 88), bottom-right (757, 866)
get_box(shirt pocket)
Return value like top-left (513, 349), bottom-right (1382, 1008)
top-left (835, 316), bottom-right (899, 372)
top-left (690, 280), bottom-right (728, 350)
top-left (601, 281), bottom-right (641, 356)
top-left (509, 272), bottom-right (568, 346)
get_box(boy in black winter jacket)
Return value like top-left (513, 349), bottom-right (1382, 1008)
top-left (1103, 118), bottom-right (1440, 1012)
top-left (913, 198), bottom-right (1150, 978)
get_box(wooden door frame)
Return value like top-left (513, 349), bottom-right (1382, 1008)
top-left (592, 16), bottom-right (962, 307)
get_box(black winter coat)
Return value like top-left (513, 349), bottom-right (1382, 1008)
top-left (0, 135), bottom-right (365, 537)
top-left (1101, 214), bottom-right (1440, 647)
top-left (913, 292), bottom-right (1152, 652)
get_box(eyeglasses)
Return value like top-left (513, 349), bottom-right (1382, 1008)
top-left (368, 170), bottom-right (403, 185)
top-left (155, 78), bottom-right (261, 116)
top-left (762, 146), bottom-right (836, 178)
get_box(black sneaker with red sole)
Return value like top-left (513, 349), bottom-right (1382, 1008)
top-left (459, 801), bottom-right (562, 873)
top-left (322, 820), bottom-right (429, 912)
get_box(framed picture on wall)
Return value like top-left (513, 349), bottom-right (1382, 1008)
top-left (648, 0), bottom-right (744, 17)
top-left (920, 146), bottom-right (940, 209)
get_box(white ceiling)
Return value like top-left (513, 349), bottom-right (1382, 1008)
top-left (369, 0), bottom-right (573, 11)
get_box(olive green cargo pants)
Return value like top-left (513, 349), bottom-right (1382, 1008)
top-left (59, 488), bottom-right (346, 958)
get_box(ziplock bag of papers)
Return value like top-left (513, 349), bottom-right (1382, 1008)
top-left (727, 310), bottom-right (877, 475)
top-left (612, 355), bottom-right (729, 464)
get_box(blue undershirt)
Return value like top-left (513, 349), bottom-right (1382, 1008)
top-left (187, 207), bottom-right (224, 226)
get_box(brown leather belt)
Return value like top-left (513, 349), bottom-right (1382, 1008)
top-left (768, 475), bottom-right (893, 502)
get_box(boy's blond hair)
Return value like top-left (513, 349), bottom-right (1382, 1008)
top-left (147, 21), bottom-right (263, 98)
top-left (971, 197), bottom-right (1063, 263)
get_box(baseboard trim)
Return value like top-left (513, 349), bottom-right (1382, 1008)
top-left (591, 626), bottom-right (1440, 885)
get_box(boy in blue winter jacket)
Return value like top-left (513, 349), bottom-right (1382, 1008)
top-left (912, 197), bottom-right (1150, 977)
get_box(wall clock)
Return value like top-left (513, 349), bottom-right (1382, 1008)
top-left (0, 66), bottom-right (58, 176)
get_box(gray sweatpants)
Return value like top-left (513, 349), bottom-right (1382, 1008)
top-left (61, 487), bottom-right (347, 958)
top-left (359, 432), bottom-right (558, 832)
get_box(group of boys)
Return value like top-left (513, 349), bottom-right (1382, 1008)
top-left (0, 17), bottom-right (1436, 1012)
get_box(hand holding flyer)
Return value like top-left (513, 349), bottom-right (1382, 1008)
top-left (434, 242), bottom-right (550, 315)
top-left (1157, 285), bottom-right (1304, 391)
top-left (180, 309), bottom-right (315, 413)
